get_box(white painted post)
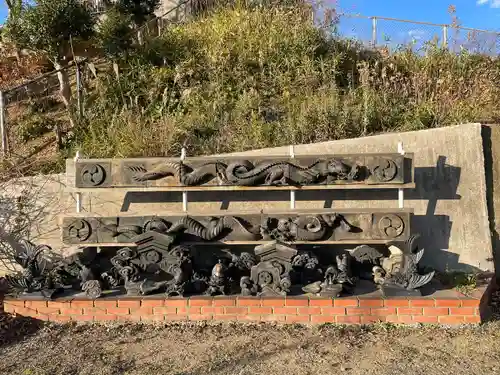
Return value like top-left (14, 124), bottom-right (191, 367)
top-left (289, 145), bottom-right (296, 209)
top-left (74, 151), bottom-right (82, 213)
top-left (442, 25), bottom-right (448, 48)
top-left (181, 147), bottom-right (188, 212)
top-left (372, 17), bottom-right (377, 46)
top-left (397, 142), bottom-right (405, 209)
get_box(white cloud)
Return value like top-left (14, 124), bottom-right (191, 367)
top-left (408, 29), bottom-right (427, 40)
top-left (477, 0), bottom-right (500, 7)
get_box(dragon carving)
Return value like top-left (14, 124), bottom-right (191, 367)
top-left (161, 214), bottom-right (357, 242)
top-left (128, 158), bottom-right (362, 186)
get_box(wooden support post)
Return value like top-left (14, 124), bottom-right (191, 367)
top-left (397, 142), bottom-right (405, 209)
top-left (74, 151), bottom-right (82, 213)
top-left (289, 145), bottom-right (296, 209)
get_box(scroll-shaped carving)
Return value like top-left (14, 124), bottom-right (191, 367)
top-left (378, 214), bottom-right (405, 238)
top-left (75, 162), bottom-right (111, 188)
top-left (73, 153), bottom-right (410, 188)
top-left (62, 210), bottom-right (411, 245)
top-left (260, 214), bottom-right (356, 242)
top-left (4, 240), bottom-right (56, 298)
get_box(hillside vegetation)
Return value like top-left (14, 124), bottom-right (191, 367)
top-left (4, 4), bottom-right (500, 171)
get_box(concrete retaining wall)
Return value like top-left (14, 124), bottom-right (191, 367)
top-left (0, 123), bottom-right (494, 274)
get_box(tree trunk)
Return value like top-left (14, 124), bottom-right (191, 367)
top-left (53, 61), bottom-right (72, 107)
top-left (137, 29), bottom-right (144, 45)
top-left (5, 0), bottom-right (22, 62)
top-left (53, 60), bottom-right (74, 148)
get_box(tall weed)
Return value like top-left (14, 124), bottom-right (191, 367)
top-left (73, 4), bottom-right (500, 158)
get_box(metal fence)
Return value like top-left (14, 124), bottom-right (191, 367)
top-left (0, 1), bottom-right (193, 159)
top-left (336, 13), bottom-right (500, 55)
top-left (0, 60), bottom-right (85, 162)
top-left (0, 8), bottom-right (499, 158)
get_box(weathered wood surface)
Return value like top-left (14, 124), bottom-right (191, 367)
top-left (68, 153), bottom-right (414, 191)
top-left (61, 208), bottom-right (412, 246)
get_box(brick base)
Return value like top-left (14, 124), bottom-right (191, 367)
top-left (2, 295), bottom-right (483, 326)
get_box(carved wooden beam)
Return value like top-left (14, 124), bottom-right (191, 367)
top-left (61, 209), bottom-right (412, 246)
top-left (68, 153), bottom-right (414, 191)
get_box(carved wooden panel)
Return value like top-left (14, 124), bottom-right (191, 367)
top-left (61, 209), bottom-right (412, 246)
top-left (4, 233), bottom-right (434, 299)
top-left (71, 153), bottom-right (413, 189)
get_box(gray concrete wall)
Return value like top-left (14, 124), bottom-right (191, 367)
top-left (0, 123), bottom-right (493, 274)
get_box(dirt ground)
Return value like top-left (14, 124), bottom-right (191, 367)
top-left (1, 314), bottom-right (500, 375)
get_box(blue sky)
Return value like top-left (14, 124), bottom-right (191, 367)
top-left (334, 0), bottom-right (500, 31)
top-left (0, 0), bottom-right (499, 30)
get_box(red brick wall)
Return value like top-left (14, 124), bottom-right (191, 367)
top-left (2, 296), bottom-right (482, 325)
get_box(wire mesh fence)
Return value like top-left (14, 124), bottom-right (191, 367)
top-left (0, 60), bottom-right (87, 175)
top-left (335, 13), bottom-right (500, 56)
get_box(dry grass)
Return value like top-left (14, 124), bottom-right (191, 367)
top-left (71, 5), bottom-right (500, 160)
top-left (1, 4), bottom-right (499, 174)
top-left (0, 48), bottom-right (49, 91)
top-left (0, 318), bottom-right (500, 375)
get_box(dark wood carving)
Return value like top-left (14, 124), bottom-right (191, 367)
top-left (4, 233), bottom-right (434, 300)
top-left (75, 162), bottom-right (112, 188)
top-left (61, 210), bottom-right (412, 245)
top-left (351, 235), bottom-right (435, 296)
top-left (72, 153), bottom-right (412, 188)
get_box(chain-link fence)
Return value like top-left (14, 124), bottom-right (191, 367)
top-left (336, 13), bottom-right (500, 56)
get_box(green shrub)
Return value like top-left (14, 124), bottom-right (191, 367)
top-left (71, 4), bottom-right (500, 159)
top-left (16, 114), bottom-right (56, 142)
top-left (96, 9), bottom-right (134, 59)
top-left (26, 96), bottom-right (61, 115)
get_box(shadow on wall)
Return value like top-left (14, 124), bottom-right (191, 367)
top-left (117, 156), bottom-right (476, 272)
top-left (481, 126), bottom-right (500, 280)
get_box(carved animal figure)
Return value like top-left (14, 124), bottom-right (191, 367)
top-left (206, 261), bottom-right (228, 295)
top-left (128, 158), bottom-right (361, 187)
top-left (225, 159), bottom-right (359, 186)
top-left (261, 214), bottom-right (356, 242)
top-left (221, 249), bottom-right (257, 271)
top-left (373, 239), bottom-right (434, 291)
top-left (129, 161), bottom-right (224, 186)
top-left (302, 253), bottom-right (356, 296)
